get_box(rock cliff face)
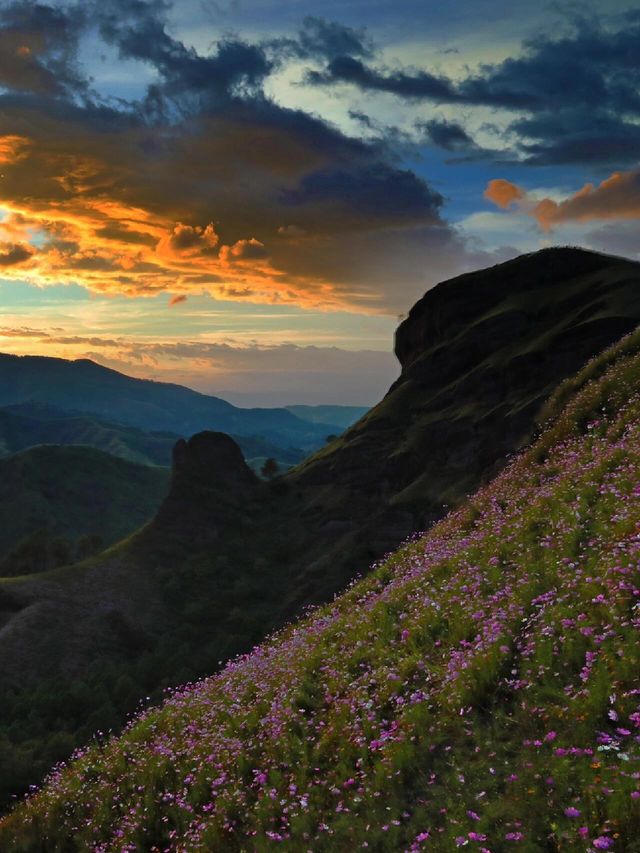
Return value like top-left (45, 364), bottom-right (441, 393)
top-left (154, 432), bottom-right (258, 545)
top-left (170, 432), bottom-right (258, 494)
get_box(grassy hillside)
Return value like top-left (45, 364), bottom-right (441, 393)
top-left (0, 356), bottom-right (337, 452)
top-left (3, 321), bottom-right (640, 850)
top-left (0, 446), bottom-right (169, 562)
top-left (1, 248), bottom-right (640, 813)
top-left (0, 404), bottom-right (305, 471)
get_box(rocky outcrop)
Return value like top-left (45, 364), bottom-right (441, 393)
top-left (170, 432), bottom-right (258, 495)
top-left (153, 432), bottom-right (258, 544)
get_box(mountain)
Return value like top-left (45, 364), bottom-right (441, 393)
top-left (0, 356), bottom-right (338, 452)
top-left (3, 294), bottom-right (640, 850)
top-left (0, 446), bottom-right (169, 567)
top-left (285, 404), bottom-right (370, 429)
top-left (1, 247), bottom-right (640, 809)
top-left (0, 404), bottom-right (305, 471)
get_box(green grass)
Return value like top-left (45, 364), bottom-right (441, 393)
top-left (2, 328), bottom-right (640, 850)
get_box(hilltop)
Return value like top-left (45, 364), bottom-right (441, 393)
top-left (2, 286), bottom-right (639, 850)
top-left (2, 247), bottom-right (640, 809)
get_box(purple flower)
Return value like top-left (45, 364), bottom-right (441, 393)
top-left (564, 807), bottom-right (580, 818)
top-left (593, 837), bottom-right (614, 849)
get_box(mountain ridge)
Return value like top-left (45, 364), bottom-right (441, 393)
top-left (0, 354), bottom-right (339, 452)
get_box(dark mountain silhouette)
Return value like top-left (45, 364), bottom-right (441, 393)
top-left (2, 247), bottom-right (640, 807)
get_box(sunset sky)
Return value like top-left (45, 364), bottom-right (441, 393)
top-left (1, 0), bottom-right (639, 404)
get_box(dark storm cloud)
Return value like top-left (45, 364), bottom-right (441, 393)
top-left (0, 0), bottom-right (481, 311)
top-left (305, 15), bottom-right (640, 166)
top-left (306, 56), bottom-right (456, 101)
top-left (0, 0), bottom-right (88, 96)
top-left (295, 17), bottom-right (374, 62)
top-left (281, 164), bottom-right (444, 224)
top-left (96, 0), bottom-right (272, 107)
top-left (417, 119), bottom-right (476, 152)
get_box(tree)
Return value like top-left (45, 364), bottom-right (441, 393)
top-left (260, 457), bottom-right (279, 480)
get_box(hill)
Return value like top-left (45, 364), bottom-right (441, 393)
top-left (0, 404), bottom-right (305, 472)
top-left (284, 404), bottom-right (369, 429)
top-left (1, 247), bottom-right (640, 809)
top-left (0, 356), bottom-right (337, 453)
top-left (2, 294), bottom-right (639, 850)
top-left (0, 446), bottom-right (169, 567)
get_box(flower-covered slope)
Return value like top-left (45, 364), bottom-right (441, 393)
top-left (3, 332), bottom-right (640, 851)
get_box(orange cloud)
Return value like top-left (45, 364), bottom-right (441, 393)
top-left (169, 294), bottom-right (187, 306)
top-left (157, 223), bottom-right (220, 260)
top-left (532, 170), bottom-right (640, 230)
top-left (484, 179), bottom-right (524, 209)
top-left (219, 237), bottom-right (268, 265)
top-left (0, 135), bottom-right (30, 165)
top-left (485, 169), bottom-right (640, 232)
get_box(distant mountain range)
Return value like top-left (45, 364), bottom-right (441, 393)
top-left (0, 403), bottom-right (307, 471)
top-left (0, 355), bottom-right (343, 453)
top-left (2, 247), bottom-right (640, 808)
top-left (284, 404), bottom-right (369, 429)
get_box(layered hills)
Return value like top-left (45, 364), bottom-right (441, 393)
top-left (3, 269), bottom-right (640, 850)
top-left (0, 356), bottom-right (338, 453)
top-left (2, 247), bottom-right (640, 810)
top-left (0, 404), bottom-right (305, 472)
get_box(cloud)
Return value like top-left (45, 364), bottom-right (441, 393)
top-left (0, 325), bottom-right (48, 338)
top-left (418, 119), bottom-right (476, 153)
top-left (157, 223), bottom-right (220, 258)
top-left (0, 1), bottom-right (88, 96)
top-left (484, 169), bottom-right (640, 231)
top-left (0, 240), bottom-right (35, 266)
top-left (0, 0), bottom-right (503, 314)
top-left (305, 56), bottom-right (455, 101)
top-left (0, 134), bottom-right (31, 164)
top-left (484, 179), bottom-right (525, 210)
top-left (168, 294), bottom-right (187, 306)
top-left (294, 16), bottom-right (374, 62)
top-left (219, 237), bottom-right (269, 263)
top-left (304, 13), bottom-right (640, 167)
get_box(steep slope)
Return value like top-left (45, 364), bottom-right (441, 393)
top-left (3, 311), bottom-right (640, 851)
top-left (0, 356), bottom-right (337, 452)
top-left (0, 446), bottom-right (169, 563)
top-left (1, 247), bottom-right (640, 811)
top-left (0, 404), bottom-right (305, 471)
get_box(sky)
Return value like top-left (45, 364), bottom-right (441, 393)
top-left (1, 0), bottom-right (640, 404)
